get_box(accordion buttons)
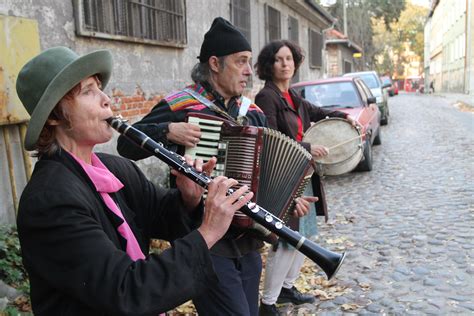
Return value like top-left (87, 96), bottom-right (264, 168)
top-left (265, 215), bottom-right (273, 222)
top-left (275, 222), bottom-right (283, 229)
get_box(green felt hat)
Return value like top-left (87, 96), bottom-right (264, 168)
top-left (16, 46), bottom-right (113, 150)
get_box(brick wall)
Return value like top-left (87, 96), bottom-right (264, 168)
top-left (110, 86), bottom-right (164, 122)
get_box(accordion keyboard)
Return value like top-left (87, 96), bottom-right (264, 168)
top-left (186, 115), bottom-right (227, 176)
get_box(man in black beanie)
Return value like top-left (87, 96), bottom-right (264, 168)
top-left (117, 17), bottom-right (276, 316)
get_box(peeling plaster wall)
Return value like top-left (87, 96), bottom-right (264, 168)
top-left (3, 0), bottom-right (333, 188)
top-left (4, 0), bottom-right (230, 186)
top-left (4, 0), bottom-right (229, 97)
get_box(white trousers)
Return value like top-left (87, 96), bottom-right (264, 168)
top-left (261, 244), bottom-right (306, 305)
top-left (261, 183), bottom-right (317, 305)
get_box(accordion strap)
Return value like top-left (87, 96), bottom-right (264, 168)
top-left (184, 87), bottom-right (247, 126)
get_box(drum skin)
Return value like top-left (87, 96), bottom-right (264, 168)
top-left (303, 118), bottom-right (363, 176)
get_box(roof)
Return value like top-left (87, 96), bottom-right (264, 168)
top-left (303, 0), bottom-right (335, 24)
top-left (282, 0), bottom-right (335, 28)
top-left (325, 29), bottom-right (363, 53)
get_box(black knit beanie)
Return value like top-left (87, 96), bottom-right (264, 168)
top-left (198, 17), bottom-right (252, 63)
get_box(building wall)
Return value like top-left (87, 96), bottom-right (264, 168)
top-left (0, 0), bottom-right (333, 224)
top-left (467, 0), bottom-right (474, 95)
top-left (428, 0), bottom-right (469, 93)
top-left (325, 44), bottom-right (357, 77)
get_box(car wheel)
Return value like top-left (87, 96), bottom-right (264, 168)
top-left (381, 112), bottom-right (389, 125)
top-left (373, 128), bottom-right (382, 145)
top-left (357, 140), bottom-right (373, 171)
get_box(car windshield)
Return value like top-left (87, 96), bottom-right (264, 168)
top-left (299, 82), bottom-right (361, 108)
top-left (357, 74), bottom-right (379, 89)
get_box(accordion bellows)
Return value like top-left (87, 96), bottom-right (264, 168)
top-left (185, 113), bottom-right (314, 229)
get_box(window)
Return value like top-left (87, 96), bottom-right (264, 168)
top-left (344, 60), bottom-right (352, 74)
top-left (265, 5), bottom-right (281, 42)
top-left (73, 0), bottom-right (187, 47)
top-left (231, 0), bottom-right (251, 43)
top-left (309, 28), bottom-right (322, 68)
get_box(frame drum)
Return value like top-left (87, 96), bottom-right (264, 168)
top-left (303, 118), bottom-right (363, 176)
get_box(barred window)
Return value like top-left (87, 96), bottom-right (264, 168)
top-left (265, 5), bottom-right (281, 42)
top-left (73, 0), bottom-right (187, 47)
top-left (231, 0), bottom-right (251, 43)
top-left (288, 16), bottom-right (299, 43)
top-left (309, 28), bottom-right (322, 68)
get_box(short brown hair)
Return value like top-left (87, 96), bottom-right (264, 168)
top-left (255, 40), bottom-right (305, 81)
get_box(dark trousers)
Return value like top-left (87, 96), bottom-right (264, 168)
top-left (193, 251), bottom-right (262, 316)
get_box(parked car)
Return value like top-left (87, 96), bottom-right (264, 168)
top-left (380, 76), bottom-right (397, 97)
top-left (343, 71), bottom-right (390, 125)
top-left (292, 76), bottom-right (381, 171)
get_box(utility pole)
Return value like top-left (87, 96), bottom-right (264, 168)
top-left (343, 0), bottom-right (347, 36)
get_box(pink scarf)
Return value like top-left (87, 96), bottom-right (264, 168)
top-left (70, 152), bottom-right (145, 261)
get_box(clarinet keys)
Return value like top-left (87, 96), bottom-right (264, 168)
top-left (248, 202), bottom-right (259, 213)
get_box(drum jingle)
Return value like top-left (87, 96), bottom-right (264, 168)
top-left (303, 117), bottom-right (363, 176)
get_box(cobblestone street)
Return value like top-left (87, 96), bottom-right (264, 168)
top-left (292, 93), bottom-right (474, 315)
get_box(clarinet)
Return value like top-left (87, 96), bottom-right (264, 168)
top-left (107, 116), bottom-right (346, 280)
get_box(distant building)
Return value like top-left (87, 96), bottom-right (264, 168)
top-left (324, 28), bottom-right (363, 77)
top-left (0, 0), bottom-right (336, 225)
top-left (424, 0), bottom-right (473, 94)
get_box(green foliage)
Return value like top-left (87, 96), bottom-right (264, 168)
top-left (366, 0), bottom-right (406, 30)
top-left (0, 226), bottom-right (29, 294)
top-left (372, 2), bottom-right (428, 77)
top-left (321, 0), bottom-right (408, 69)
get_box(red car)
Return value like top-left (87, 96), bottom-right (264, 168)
top-left (292, 76), bottom-right (381, 171)
top-left (380, 76), bottom-right (398, 96)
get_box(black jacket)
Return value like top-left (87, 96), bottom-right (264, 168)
top-left (255, 81), bottom-right (348, 224)
top-left (17, 150), bottom-right (216, 316)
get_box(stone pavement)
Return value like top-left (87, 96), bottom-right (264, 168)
top-left (429, 92), bottom-right (474, 110)
top-left (279, 92), bottom-right (474, 315)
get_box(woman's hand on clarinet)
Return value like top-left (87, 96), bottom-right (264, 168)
top-left (167, 122), bottom-right (202, 147)
top-left (198, 177), bottom-right (254, 249)
top-left (293, 196), bottom-right (319, 217)
top-left (311, 144), bottom-right (329, 158)
top-left (173, 155), bottom-right (216, 209)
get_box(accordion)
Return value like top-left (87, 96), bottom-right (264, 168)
top-left (185, 113), bottom-right (314, 231)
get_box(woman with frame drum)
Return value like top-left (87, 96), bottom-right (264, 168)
top-left (254, 40), bottom-right (358, 315)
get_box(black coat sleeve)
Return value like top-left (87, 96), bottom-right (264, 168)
top-left (17, 158), bottom-right (215, 316)
top-left (117, 99), bottom-right (180, 161)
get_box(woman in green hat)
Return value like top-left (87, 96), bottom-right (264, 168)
top-left (15, 46), bottom-right (252, 315)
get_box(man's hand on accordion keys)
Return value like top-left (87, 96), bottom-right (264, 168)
top-left (198, 177), bottom-right (254, 249)
top-left (167, 122), bottom-right (202, 147)
top-left (293, 196), bottom-right (319, 217)
top-left (173, 155), bottom-right (217, 209)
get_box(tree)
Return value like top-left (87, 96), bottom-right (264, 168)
top-left (373, 3), bottom-right (429, 77)
top-left (321, 0), bottom-right (406, 70)
top-left (366, 0), bottom-right (406, 30)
